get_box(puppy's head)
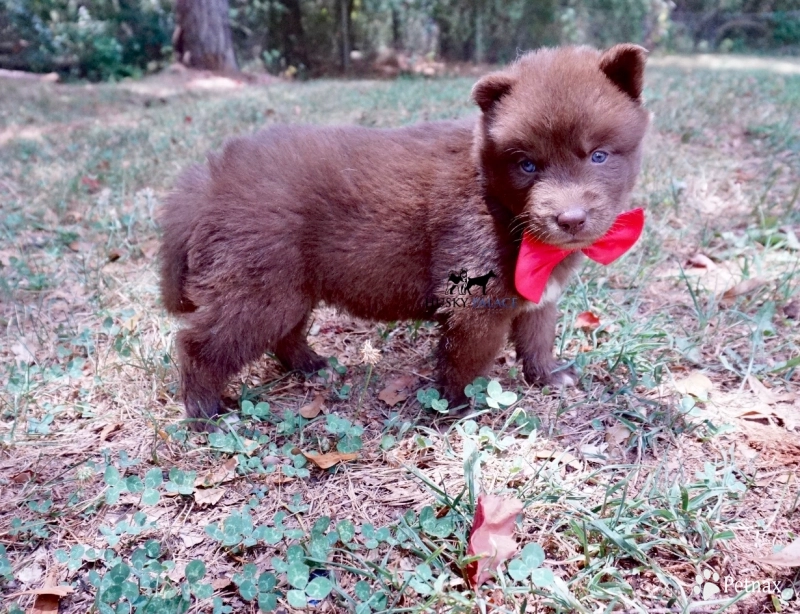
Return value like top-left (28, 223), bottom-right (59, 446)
top-left (473, 44), bottom-right (649, 248)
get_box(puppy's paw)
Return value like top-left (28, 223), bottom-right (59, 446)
top-left (523, 361), bottom-right (578, 389)
top-left (184, 392), bottom-right (238, 432)
top-left (299, 354), bottom-right (330, 375)
top-left (545, 365), bottom-right (578, 388)
top-left (305, 364), bottom-right (339, 387)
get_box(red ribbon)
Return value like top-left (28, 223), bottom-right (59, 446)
top-left (515, 208), bottom-right (645, 303)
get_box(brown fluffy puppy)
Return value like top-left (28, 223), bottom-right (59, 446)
top-left (160, 44), bottom-right (650, 430)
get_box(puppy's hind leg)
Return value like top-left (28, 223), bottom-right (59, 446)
top-left (177, 326), bottom-right (240, 432)
top-left (274, 312), bottom-right (328, 374)
top-left (177, 299), bottom-right (303, 431)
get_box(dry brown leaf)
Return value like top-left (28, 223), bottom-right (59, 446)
top-left (299, 394), bottom-right (325, 419)
top-left (737, 406), bottom-right (781, 427)
top-left (674, 371), bottom-right (713, 401)
top-left (11, 340), bottom-right (36, 365)
top-left (533, 449), bottom-right (581, 470)
top-left (755, 471), bottom-right (792, 487)
top-left (739, 445), bottom-right (759, 460)
top-left (265, 472), bottom-right (295, 485)
top-left (11, 470), bottom-right (35, 484)
top-left (212, 577), bottom-right (232, 590)
top-left (195, 457), bottom-right (238, 488)
top-left (139, 239), bottom-right (160, 259)
top-left (80, 175), bottom-right (101, 193)
top-left (194, 487), bottom-right (225, 507)
top-left (687, 253), bottom-right (717, 269)
top-left (734, 169), bottom-right (757, 182)
top-left (384, 450), bottom-right (403, 467)
top-left (747, 375), bottom-right (795, 405)
top-left (31, 594), bottom-right (59, 614)
top-left (179, 532), bottom-right (205, 548)
top-left (579, 443), bottom-right (608, 464)
top-left (605, 423), bottom-right (631, 447)
top-left (575, 311), bottom-right (601, 331)
top-left (378, 375), bottom-right (417, 407)
top-left (296, 449), bottom-right (359, 469)
top-left (0, 248), bottom-right (17, 267)
top-left (6, 586), bottom-right (74, 599)
top-left (722, 277), bottom-right (766, 302)
top-left (16, 556), bottom-right (45, 585)
top-left (167, 561), bottom-right (187, 584)
top-left (760, 538), bottom-right (800, 567)
top-left (466, 494), bottom-right (524, 587)
top-left (99, 422), bottom-right (123, 441)
top-left (747, 375), bottom-right (778, 404)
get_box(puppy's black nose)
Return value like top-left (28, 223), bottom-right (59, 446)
top-left (556, 209), bottom-right (587, 234)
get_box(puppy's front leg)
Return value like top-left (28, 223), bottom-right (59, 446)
top-left (436, 312), bottom-right (513, 411)
top-left (512, 303), bottom-right (577, 388)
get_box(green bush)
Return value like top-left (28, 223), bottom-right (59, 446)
top-left (0, 0), bottom-right (173, 80)
top-left (772, 12), bottom-right (800, 47)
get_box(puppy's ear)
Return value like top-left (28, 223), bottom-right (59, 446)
top-left (472, 72), bottom-right (515, 113)
top-left (600, 44), bottom-right (648, 101)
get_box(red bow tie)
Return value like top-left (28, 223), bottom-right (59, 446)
top-left (515, 208), bottom-right (645, 303)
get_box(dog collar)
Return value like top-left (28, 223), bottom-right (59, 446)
top-left (515, 208), bottom-right (645, 303)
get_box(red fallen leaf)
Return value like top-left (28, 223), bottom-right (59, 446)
top-left (734, 169), bottom-right (757, 183)
top-left (184, 115), bottom-right (192, 123)
top-left (575, 311), bottom-right (600, 331)
top-left (466, 494), bottom-right (523, 588)
top-left (11, 470), bottom-right (36, 483)
top-left (686, 253), bottom-right (716, 269)
top-left (80, 175), bottom-right (101, 193)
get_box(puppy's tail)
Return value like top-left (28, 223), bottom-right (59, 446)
top-left (158, 165), bottom-right (209, 314)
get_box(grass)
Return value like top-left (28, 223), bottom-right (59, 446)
top-left (1, 57), bottom-right (799, 613)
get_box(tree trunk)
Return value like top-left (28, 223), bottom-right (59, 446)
top-left (282, 0), bottom-right (309, 71)
top-left (174, 0), bottom-right (237, 72)
top-left (474, 2), bottom-right (485, 63)
top-left (340, 0), bottom-right (351, 72)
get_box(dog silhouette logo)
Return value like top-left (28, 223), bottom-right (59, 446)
top-left (446, 269), bottom-right (468, 294)
top-left (445, 269), bottom-right (496, 295)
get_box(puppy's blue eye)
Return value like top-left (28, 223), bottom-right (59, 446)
top-left (591, 151), bottom-right (608, 164)
top-left (520, 159), bottom-right (536, 173)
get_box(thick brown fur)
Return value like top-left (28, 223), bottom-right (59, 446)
top-left (159, 44), bottom-right (650, 430)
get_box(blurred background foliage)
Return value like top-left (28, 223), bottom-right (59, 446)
top-left (1, 0), bottom-right (799, 81)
